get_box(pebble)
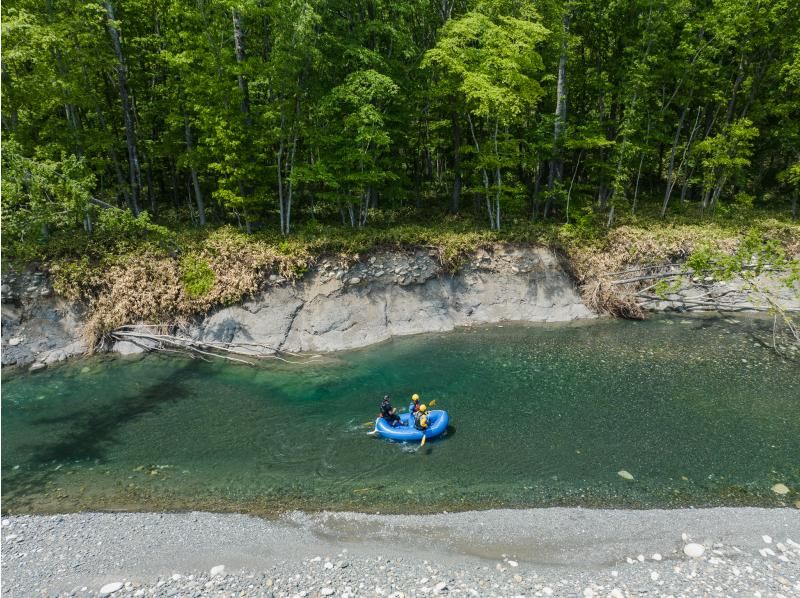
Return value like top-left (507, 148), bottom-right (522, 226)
top-left (683, 543), bottom-right (705, 558)
top-left (771, 483), bottom-right (790, 495)
top-left (762, 535), bottom-right (772, 544)
top-left (99, 582), bottom-right (123, 595)
top-left (210, 565), bottom-right (225, 577)
top-left (507, 560), bottom-right (518, 567)
top-left (617, 470), bottom-right (634, 480)
top-left (2, 512), bottom-right (796, 597)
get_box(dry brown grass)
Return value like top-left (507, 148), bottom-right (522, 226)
top-left (53, 229), bottom-right (313, 348)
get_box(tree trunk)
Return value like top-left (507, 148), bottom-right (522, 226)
top-left (661, 101), bottom-right (691, 218)
top-left (144, 153), bottom-right (156, 215)
top-left (232, 9), bottom-right (252, 126)
top-left (96, 106), bottom-right (131, 210)
top-left (103, 1), bottom-right (141, 216)
top-left (793, 191), bottom-right (798, 220)
top-left (467, 113), bottom-right (494, 229)
top-left (493, 118), bottom-right (502, 230)
top-left (565, 150), bottom-right (583, 223)
top-left (451, 111), bottom-right (462, 214)
top-left (545, 13), bottom-right (570, 219)
top-left (184, 116), bottom-right (206, 226)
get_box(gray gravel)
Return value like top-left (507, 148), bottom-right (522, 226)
top-left (2, 508), bottom-right (799, 597)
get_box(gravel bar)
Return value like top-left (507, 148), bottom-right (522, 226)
top-left (2, 508), bottom-right (799, 597)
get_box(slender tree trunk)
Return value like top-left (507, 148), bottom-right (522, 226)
top-left (532, 163), bottom-right (542, 219)
top-left (103, 1), bottom-right (141, 216)
top-left (232, 9), bottom-right (252, 126)
top-left (565, 150), bottom-right (583, 223)
top-left (184, 115), bottom-right (206, 226)
top-left (467, 113), bottom-right (493, 229)
top-left (285, 120), bottom-right (298, 234)
top-left (661, 101), bottom-right (691, 218)
top-left (277, 122), bottom-right (285, 233)
top-left (680, 165), bottom-right (695, 203)
top-left (632, 152), bottom-right (645, 214)
top-left (793, 191), bottom-right (798, 220)
top-left (96, 107), bottom-right (131, 210)
top-left (451, 111), bottom-right (462, 214)
top-left (493, 118), bottom-right (502, 230)
top-left (144, 154), bottom-right (156, 215)
top-left (545, 14), bottom-right (570, 219)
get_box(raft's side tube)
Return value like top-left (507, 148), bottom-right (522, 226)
top-left (375, 410), bottom-right (449, 442)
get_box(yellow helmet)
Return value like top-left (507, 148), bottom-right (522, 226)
top-left (412, 393), bottom-right (420, 401)
top-left (419, 404), bottom-right (427, 413)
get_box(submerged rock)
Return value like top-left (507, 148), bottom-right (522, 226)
top-left (771, 483), bottom-right (790, 495)
top-left (617, 470), bottom-right (634, 481)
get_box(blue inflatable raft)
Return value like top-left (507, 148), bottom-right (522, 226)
top-left (374, 410), bottom-right (449, 442)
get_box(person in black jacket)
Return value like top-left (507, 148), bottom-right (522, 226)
top-left (379, 395), bottom-right (402, 427)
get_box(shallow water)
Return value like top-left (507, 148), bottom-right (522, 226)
top-left (2, 315), bottom-right (798, 514)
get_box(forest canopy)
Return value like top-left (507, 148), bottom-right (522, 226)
top-left (2, 0), bottom-right (799, 258)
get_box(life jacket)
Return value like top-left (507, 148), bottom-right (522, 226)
top-left (380, 401), bottom-right (393, 418)
top-left (415, 413), bottom-right (428, 430)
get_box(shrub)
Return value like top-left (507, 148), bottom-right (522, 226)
top-left (180, 254), bottom-right (215, 298)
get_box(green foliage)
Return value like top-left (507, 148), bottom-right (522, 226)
top-left (180, 254), bottom-right (215, 298)
top-left (2, 0), bottom-right (800, 256)
top-left (686, 229), bottom-right (791, 284)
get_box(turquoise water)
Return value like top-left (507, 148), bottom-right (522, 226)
top-left (2, 315), bottom-right (798, 514)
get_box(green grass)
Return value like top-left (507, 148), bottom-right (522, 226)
top-left (180, 254), bottom-right (216, 298)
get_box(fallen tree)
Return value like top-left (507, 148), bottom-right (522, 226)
top-left (107, 324), bottom-right (320, 365)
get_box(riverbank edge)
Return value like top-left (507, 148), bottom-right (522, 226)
top-left (2, 508), bottom-right (798, 597)
top-left (2, 242), bottom-right (798, 371)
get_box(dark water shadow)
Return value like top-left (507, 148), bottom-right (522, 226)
top-left (2, 363), bottom-right (196, 506)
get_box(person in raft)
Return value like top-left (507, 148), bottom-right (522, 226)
top-left (414, 404), bottom-right (429, 431)
top-left (408, 393), bottom-right (421, 420)
top-left (379, 395), bottom-right (402, 427)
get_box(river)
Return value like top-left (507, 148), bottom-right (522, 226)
top-left (2, 315), bottom-right (798, 514)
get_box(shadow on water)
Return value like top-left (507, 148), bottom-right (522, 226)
top-left (2, 363), bottom-right (196, 505)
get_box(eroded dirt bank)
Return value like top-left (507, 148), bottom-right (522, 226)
top-left (2, 244), bottom-right (798, 370)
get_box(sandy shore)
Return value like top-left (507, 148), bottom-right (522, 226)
top-left (2, 508), bottom-right (799, 597)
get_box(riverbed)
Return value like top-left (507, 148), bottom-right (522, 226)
top-left (2, 315), bottom-right (798, 514)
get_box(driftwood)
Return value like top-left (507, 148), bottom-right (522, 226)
top-left (603, 262), bottom-right (799, 355)
top-left (109, 324), bottom-right (320, 365)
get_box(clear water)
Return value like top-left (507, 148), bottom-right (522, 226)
top-left (2, 315), bottom-right (798, 514)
